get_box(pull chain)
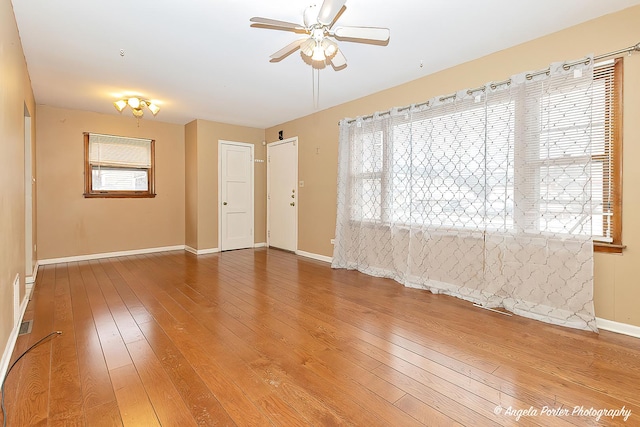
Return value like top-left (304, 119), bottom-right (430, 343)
top-left (312, 67), bottom-right (320, 109)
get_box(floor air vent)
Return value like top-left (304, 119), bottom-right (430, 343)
top-left (18, 320), bottom-right (33, 335)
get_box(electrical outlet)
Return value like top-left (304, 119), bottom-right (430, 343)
top-left (330, 239), bottom-right (335, 245)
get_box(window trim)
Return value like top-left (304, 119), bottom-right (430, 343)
top-left (594, 57), bottom-right (623, 253)
top-left (83, 132), bottom-right (156, 198)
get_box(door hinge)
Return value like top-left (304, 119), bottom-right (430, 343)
top-left (268, 230), bottom-right (270, 238)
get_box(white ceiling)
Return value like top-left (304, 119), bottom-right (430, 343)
top-left (11, 0), bottom-right (640, 128)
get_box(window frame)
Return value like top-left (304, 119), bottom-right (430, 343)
top-left (593, 57), bottom-right (623, 253)
top-left (349, 59), bottom-right (623, 252)
top-left (83, 132), bottom-right (156, 198)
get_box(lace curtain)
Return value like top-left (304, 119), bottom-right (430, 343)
top-left (332, 57), bottom-right (597, 332)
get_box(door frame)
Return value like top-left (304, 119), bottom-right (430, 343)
top-left (217, 140), bottom-right (255, 252)
top-left (266, 136), bottom-right (298, 251)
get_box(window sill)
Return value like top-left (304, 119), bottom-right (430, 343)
top-left (83, 192), bottom-right (156, 199)
top-left (594, 242), bottom-right (625, 254)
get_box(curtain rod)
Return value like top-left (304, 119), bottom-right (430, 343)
top-left (341, 41), bottom-right (640, 125)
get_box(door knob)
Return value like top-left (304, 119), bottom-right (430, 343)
top-left (290, 202), bottom-right (295, 206)
top-left (291, 194), bottom-right (295, 198)
top-left (223, 201), bottom-right (228, 205)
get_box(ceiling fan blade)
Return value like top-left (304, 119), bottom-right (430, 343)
top-left (270, 38), bottom-right (307, 60)
top-left (250, 17), bottom-right (306, 31)
top-left (333, 26), bottom-right (390, 42)
top-left (317, 0), bottom-right (346, 25)
top-left (330, 49), bottom-right (347, 69)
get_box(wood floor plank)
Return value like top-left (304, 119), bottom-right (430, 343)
top-left (135, 319), bottom-right (238, 426)
top-left (3, 249), bottom-right (640, 426)
top-left (395, 394), bottom-right (463, 426)
top-left (77, 261), bottom-right (133, 371)
top-left (109, 363), bottom-right (160, 426)
top-left (48, 263), bottom-right (84, 425)
top-left (67, 262), bottom-right (118, 411)
top-left (125, 339), bottom-right (199, 426)
top-left (88, 260), bottom-right (146, 344)
top-left (84, 400), bottom-right (123, 427)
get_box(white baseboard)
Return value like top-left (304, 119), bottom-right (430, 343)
top-left (185, 246), bottom-right (220, 255)
top-left (254, 242), bottom-right (266, 248)
top-left (25, 262), bottom-right (39, 285)
top-left (1, 294), bottom-right (30, 384)
top-left (296, 250), bottom-right (333, 264)
top-left (596, 317), bottom-right (640, 339)
top-left (198, 248), bottom-right (219, 255)
top-left (38, 245), bottom-right (186, 265)
top-left (25, 262), bottom-right (39, 299)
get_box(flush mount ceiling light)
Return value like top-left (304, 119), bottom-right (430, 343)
top-left (113, 97), bottom-right (160, 119)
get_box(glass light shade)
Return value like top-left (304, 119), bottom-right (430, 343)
top-left (132, 108), bottom-right (144, 117)
top-left (127, 97), bottom-right (141, 109)
top-left (147, 102), bottom-right (160, 116)
top-left (113, 99), bottom-right (127, 112)
top-left (311, 43), bottom-right (325, 61)
top-left (300, 38), bottom-right (315, 57)
top-left (322, 39), bottom-right (338, 58)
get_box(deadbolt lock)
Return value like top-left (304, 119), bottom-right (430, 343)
top-left (290, 202), bottom-right (295, 206)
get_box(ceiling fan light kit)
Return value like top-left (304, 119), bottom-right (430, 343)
top-left (250, 0), bottom-right (390, 69)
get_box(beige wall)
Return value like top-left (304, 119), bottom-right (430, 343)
top-left (36, 106), bottom-right (185, 259)
top-left (185, 120), bottom-right (198, 249)
top-left (0, 0), bottom-right (37, 363)
top-left (266, 6), bottom-right (640, 327)
top-left (184, 119), bottom-right (266, 251)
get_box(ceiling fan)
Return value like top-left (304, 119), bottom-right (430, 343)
top-left (250, 0), bottom-right (390, 70)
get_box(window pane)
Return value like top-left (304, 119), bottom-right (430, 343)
top-left (352, 178), bottom-right (381, 221)
top-left (92, 167), bottom-right (148, 191)
top-left (537, 163), bottom-right (591, 235)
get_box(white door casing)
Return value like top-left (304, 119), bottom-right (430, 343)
top-left (219, 141), bottom-right (254, 251)
top-left (267, 137), bottom-right (298, 252)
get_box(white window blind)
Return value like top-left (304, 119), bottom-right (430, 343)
top-left (88, 133), bottom-right (152, 168)
top-left (591, 60), bottom-right (620, 243)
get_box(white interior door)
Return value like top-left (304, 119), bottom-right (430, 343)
top-left (219, 141), bottom-right (254, 251)
top-left (267, 138), bottom-right (298, 251)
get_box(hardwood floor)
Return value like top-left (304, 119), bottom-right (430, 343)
top-left (2, 248), bottom-right (639, 426)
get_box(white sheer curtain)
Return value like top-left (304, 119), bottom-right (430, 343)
top-left (333, 57), bottom-right (597, 332)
